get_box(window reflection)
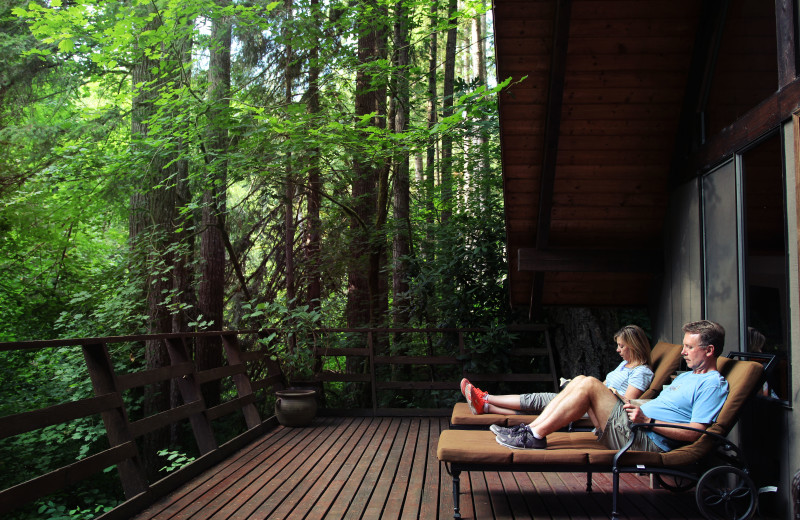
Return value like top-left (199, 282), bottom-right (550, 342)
top-left (742, 133), bottom-right (789, 402)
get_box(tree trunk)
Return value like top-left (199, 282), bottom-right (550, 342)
top-left (347, 0), bottom-right (389, 407)
top-left (196, 0), bottom-right (232, 407)
top-left (392, 0), bottom-right (411, 327)
top-left (284, 0), bottom-right (297, 354)
top-left (347, 0), bottom-right (388, 330)
top-left (305, 0), bottom-right (322, 313)
top-left (170, 15), bottom-right (197, 445)
top-left (440, 0), bottom-right (458, 224)
top-left (473, 3), bottom-right (491, 207)
top-left (129, 4), bottom-right (181, 478)
top-left (547, 307), bottom-right (627, 380)
top-left (424, 2), bottom-right (438, 263)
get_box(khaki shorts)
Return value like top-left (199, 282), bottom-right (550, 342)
top-left (597, 400), bottom-right (664, 452)
top-left (519, 392), bottom-right (558, 413)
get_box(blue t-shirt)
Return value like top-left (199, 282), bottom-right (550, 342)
top-left (604, 361), bottom-right (654, 395)
top-left (641, 370), bottom-right (729, 451)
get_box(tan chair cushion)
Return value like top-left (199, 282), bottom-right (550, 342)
top-left (451, 400), bottom-right (593, 429)
top-left (437, 429), bottom-right (513, 464)
top-left (655, 356), bottom-right (763, 467)
top-left (715, 356), bottom-right (763, 433)
top-left (640, 341), bottom-right (683, 399)
top-left (510, 432), bottom-right (596, 464)
top-left (451, 402), bottom-right (513, 426)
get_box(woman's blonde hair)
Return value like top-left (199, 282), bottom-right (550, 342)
top-left (613, 324), bottom-right (652, 367)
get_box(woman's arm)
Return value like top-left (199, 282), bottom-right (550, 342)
top-left (622, 385), bottom-right (644, 400)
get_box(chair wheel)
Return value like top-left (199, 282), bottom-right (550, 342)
top-left (655, 473), bottom-right (696, 492)
top-left (695, 465), bottom-right (757, 520)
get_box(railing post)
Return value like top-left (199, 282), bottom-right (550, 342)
top-left (368, 331), bottom-right (377, 415)
top-left (165, 337), bottom-right (218, 454)
top-left (458, 331), bottom-right (465, 381)
top-left (221, 334), bottom-right (261, 429)
top-left (82, 342), bottom-right (148, 499)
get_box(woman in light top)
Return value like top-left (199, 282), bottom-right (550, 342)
top-left (462, 324), bottom-right (653, 416)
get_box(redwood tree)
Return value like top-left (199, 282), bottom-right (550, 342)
top-left (196, 0), bottom-right (232, 407)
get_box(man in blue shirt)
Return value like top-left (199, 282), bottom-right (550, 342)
top-left (496, 320), bottom-right (729, 451)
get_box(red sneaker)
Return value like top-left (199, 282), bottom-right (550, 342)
top-left (460, 378), bottom-right (470, 398)
top-left (466, 383), bottom-right (488, 415)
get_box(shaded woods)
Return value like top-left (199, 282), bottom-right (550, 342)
top-left (0, 0), bottom-right (524, 517)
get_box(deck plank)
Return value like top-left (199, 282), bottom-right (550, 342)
top-left (382, 417), bottom-right (419, 519)
top-left (344, 417), bottom-right (401, 519)
top-left (273, 417), bottom-right (372, 519)
top-left (305, 417), bottom-right (385, 520)
top-left (224, 418), bottom-right (334, 519)
top-left (127, 417), bottom-right (709, 520)
top-left (361, 417), bottom-right (408, 518)
top-left (280, 419), bottom-right (361, 517)
top-left (247, 417), bottom-right (358, 518)
top-left (511, 471), bottom-right (552, 519)
top-left (419, 417), bottom-right (442, 519)
top-left (399, 417), bottom-right (428, 520)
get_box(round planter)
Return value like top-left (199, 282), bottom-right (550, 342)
top-left (275, 388), bottom-right (317, 427)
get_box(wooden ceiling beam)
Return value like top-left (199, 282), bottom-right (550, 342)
top-left (519, 248), bottom-right (663, 273)
top-left (680, 0), bottom-right (799, 176)
top-left (530, 0), bottom-right (572, 318)
top-left (776, 0), bottom-right (798, 88)
top-left (690, 74), bottom-right (800, 173)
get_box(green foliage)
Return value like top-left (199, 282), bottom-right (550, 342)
top-left (0, 0), bottom-right (520, 514)
top-left (157, 448), bottom-right (196, 474)
top-left (31, 487), bottom-right (119, 520)
top-left (245, 299), bottom-right (322, 381)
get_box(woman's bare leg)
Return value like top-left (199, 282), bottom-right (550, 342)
top-left (486, 394), bottom-right (524, 414)
top-left (486, 402), bottom-right (519, 414)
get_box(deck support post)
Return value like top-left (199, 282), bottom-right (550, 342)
top-left (452, 469), bottom-right (461, 519)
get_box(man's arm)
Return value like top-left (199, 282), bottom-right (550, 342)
top-left (622, 403), bottom-right (709, 442)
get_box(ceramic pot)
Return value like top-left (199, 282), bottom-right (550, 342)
top-left (275, 388), bottom-right (317, 427)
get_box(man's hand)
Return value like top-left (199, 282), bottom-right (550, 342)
top-left (622, 402), bottom-right (647, 423)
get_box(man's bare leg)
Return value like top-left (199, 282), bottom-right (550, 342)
top-left (528, 376), bottom-right (619, 437)
top-left (530, 375), bottom-right (591, 428)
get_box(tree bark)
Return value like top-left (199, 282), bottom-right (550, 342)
top-left (473, 3), bottom-right (490, 207)
top-left (547, 307), bottom-right (627, 380)
top-left (424, 2), bottom-right (438, 261)
top-left (284, 0), bottom-right (297, 354)
top-left (347, 0), bottom-right (388, 330)
top-left (392, 0), bottom-right (411, 327)
top-left (305, 0), bottom-right (322, 313)
top-left (440, 0), bottom-right (458, 224)
top-left (129, 2), bottom-right (183, 477)
top-left (196, 0), bottom-right (232, 407)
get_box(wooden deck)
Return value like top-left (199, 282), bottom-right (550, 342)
top-left (129, 416), bottom-right (709, 520)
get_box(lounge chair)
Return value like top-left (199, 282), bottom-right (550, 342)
top-left (450, 340), bottom-right (683, 430)
top-left (437, 353), bottom-right (771, 520)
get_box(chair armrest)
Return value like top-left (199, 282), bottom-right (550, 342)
top-left (612, 422), bottom-right (744, 469)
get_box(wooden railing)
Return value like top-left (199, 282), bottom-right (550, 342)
top-left (304, 325), bottom-right (557, 413)
top-left (0, 325), bottom-right (552, 518)
top-left (0, 330), bottom-right (280, 517)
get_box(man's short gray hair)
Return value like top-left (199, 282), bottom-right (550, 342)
top-left (682, 320), bottom-right (725, 357)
